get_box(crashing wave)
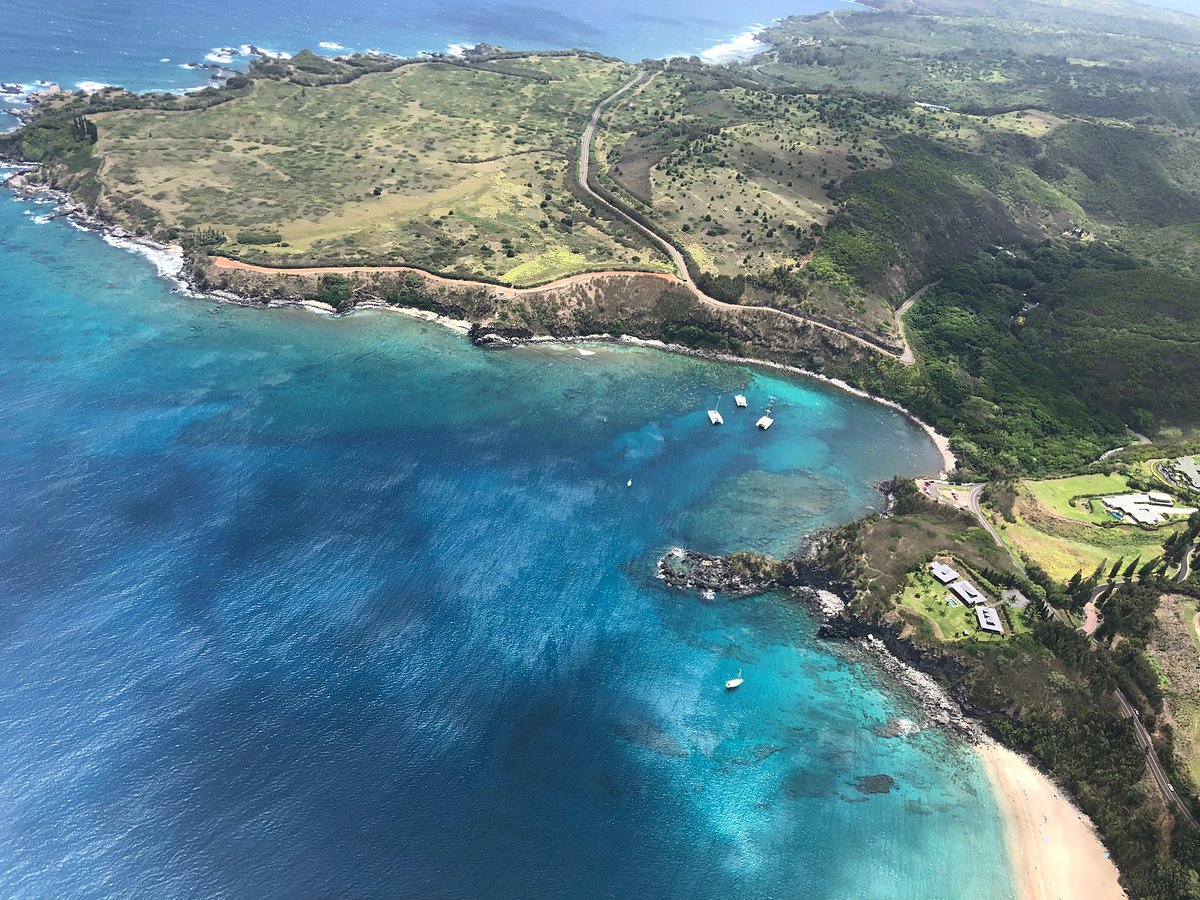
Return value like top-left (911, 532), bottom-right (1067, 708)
top-left (698, 26), bottom-right (768, 65)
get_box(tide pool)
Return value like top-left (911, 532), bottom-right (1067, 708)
top-left (0, 185), bottom-right (1015, 897)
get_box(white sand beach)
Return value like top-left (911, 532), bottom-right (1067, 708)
top-left (978, 741), bottom-right (1125, 900)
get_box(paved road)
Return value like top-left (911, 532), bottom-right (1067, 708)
top-left (576, 74), bottom-right (920, 364)
top-left (893, 280), bottom-right (939, 365)
top-left (923, 477), bottom-right (1199, 823)
top-left (1115, 689), bottom-right (1200, 830)
top-left (964, 483), bottom-right (1028, 576)
top-left (212, 74), bottom-right (925, 367)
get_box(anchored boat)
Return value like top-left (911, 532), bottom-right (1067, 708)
top-left (734, 394), bottom-right (747, 408)
top-left (756, 397), bottom-right (776, 430)
top-left (707, 396), bottom-right (724, 425)
top-left (725, 670), bottom-right (744, 690)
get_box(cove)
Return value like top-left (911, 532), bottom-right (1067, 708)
top-left (0, 189), bottom-right (1013, 898)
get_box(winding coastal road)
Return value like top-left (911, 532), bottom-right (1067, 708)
top-left (213, 70), bottom-right (924, 366)
top-left (575, 73), bottom-right (923, 363)
top-left (1115, 688), bottom-right (1200, 830)
top-left (922, 476), bottom-right (1198, 823)
top-left (893, 280), bottom-right (938, 365)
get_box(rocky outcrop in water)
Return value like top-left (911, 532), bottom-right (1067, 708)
top-left (658, 544), bottom-right (982, 742)
top-left (469, 323), bottom-right (534, 347)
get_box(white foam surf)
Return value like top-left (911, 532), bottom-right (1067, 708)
top-left (698, 26), bottom-right (768, 64)
top-left (100, 232), bottom-right (185, 282)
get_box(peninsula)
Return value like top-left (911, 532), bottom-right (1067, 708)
top-left (5, 1), bottom-right (1200, 896)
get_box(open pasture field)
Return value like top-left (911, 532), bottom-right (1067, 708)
top-left (1024, 473), bottom-right (1133, 525)
top-left (597, 77), bottom-right (889, 280)
top-left (993, 481), bottom-right (1182, 580)
top-left (92, 55), bottom-right (668, 285)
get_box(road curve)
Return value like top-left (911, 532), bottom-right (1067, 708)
top-left (575, 73), bottom-right (920, 362)
top-left (893, 280), bottom-right (939, 365)
top-left (966, 483), bottom-right (1028, 577)
top-left (211, 72), bottom-right (921, 364)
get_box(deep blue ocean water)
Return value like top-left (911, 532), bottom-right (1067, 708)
top-left (0, 176), bottom-right (1016, 898)
top-left (1, 0), bottom-right (844, 97)
top-left (0, 1), bottom-right (1016, 893)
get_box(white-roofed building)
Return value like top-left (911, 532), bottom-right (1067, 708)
top-left (976, 606), bottom-right (1004, 634)
top-left (949, 580), bottom-right (984, 606)
top-left (929, 561), bottom-right (960, 584)
top-left (1173, 456), bottom-right (1200, 491)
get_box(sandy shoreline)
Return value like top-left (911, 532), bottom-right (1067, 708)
top-left (977, 741), bottom-right (1125, 900)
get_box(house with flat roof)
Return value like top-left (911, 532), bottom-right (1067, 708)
top-left (1148, 491), bottom-right (1172, 506)
top-left (929, 561), bottom-right (960, 585)
top-left (976, 606), bottom-right (1004, 634)
top-left (1174, 456), bottom-right (1200, 492)
top-left (949, 580), bottom-right (984, 605)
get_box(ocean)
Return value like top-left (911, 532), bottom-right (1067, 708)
top-left (0, 2), bottom-right (1015, 895)
top-left (1, 0), bottom-right (845, 97)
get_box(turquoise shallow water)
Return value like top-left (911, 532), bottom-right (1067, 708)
top-left (0, 183), bottom-right (1015, 896)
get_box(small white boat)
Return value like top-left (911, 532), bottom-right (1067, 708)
top-left (734, 395), bottom-right (748, 408)
top-left (626, 479), bottom-right (633, 487)
top-left (708, 409), bottom-right (724, 425)
top-left (725, 670), bottom-right (744, 690)
top-left (756, 415), bottom-right (774, 430)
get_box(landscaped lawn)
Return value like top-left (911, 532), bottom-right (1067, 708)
top-left (1025, 473), bottom-right (1131, 524)
top-left (894, 569), bottom-right (1007, 643)
top-left (991, 476), bottom-right (1185, 580)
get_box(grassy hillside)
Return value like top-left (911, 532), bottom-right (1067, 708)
top-left (26, 53), bottom-right (676, 286)
top-left (760, 0), bottom-right (1200, 124)
top-left (7, 0), bottom-right (1200, 471)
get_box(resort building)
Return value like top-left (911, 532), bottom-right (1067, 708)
top-left (1099, 492), bottom-right (1195, 526)
top-left (929, 561), bottom-right (960, 585)
top-left (949, 580), bottom-right (984, 606)
top-left (975, 606), bottom-right (1004, 634)
top-left (1172, 456), bottom-right (1200, 492)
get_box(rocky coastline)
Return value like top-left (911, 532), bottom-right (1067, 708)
top-left (3, 164), bottom-right (974, 743)
top-left (657, 544), bottom-right (984, 742)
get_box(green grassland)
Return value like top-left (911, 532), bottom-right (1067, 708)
top-left (1026, 473), bottom-right (1134, 524)
top-left (595, 74), bottom-right (889, 277)
top-left (992, 478), bottom-right (1183, 580)
top-left (758, 0), bottom-right (1200, 125)
top-left (894, 568), bottom-right (1019, 643)
top-left (89, 54), bottom-right (671, 285)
